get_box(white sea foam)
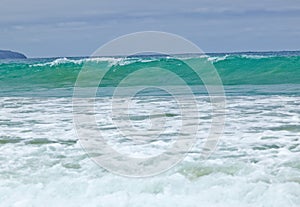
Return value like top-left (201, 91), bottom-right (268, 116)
top-left (30, 57), bottom-right (124, 67)
top-left (28, 54), bottom-right (278, 69)
top-left (0, 94), bottom-right (300, 206)
top-left (207, 55), bottom-right (229, 62)
top-left (29, 56), bottom-right (160, 68)
top-left (240, 54), bottom-right (275, 59)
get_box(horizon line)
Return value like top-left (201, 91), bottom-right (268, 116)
top-left (25, 49), bottom-right (300, 59)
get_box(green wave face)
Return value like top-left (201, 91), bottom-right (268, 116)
top-left (1, 52), bottom-right (300, 96)
top-left (214, 55), bottom-right (300, 85)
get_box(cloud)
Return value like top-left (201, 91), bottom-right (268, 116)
top-left (1, 0), bottom-right (299, 25)
top-left (0, 0), bottom-right (299, 56)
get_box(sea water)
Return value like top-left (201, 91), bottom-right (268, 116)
top-left (0, 52), bottom-right (300, 206)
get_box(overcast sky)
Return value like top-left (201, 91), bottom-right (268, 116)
top-left (1, 0), bottom-right (299, 57)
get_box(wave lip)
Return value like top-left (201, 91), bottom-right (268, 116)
top-left (30, 57), bottom-right (124, 67)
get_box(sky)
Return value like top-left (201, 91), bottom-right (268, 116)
top-left (0, 0), bottom-right (299, 57)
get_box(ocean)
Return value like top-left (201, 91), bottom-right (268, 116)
top-left (1, 51), bottom-right (300, 206)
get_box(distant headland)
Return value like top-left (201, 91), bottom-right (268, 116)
top-left (0, 50), bottom-right (27, 59)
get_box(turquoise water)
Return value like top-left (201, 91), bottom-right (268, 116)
top-left (1, 51), bottom-right (300, 91)
top-left (1, 52), bottom-right (300, 206)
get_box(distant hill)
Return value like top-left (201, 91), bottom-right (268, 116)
top-left (0, 50), bottom-right (27, 59)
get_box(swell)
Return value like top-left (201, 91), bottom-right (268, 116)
top-left (1, 54), bottom-right (300, 92)
top-left (213, 55), bottom-right (300, 85)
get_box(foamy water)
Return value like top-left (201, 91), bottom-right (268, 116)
top-left (1, 52), bottom-right (300, 206)
top-left (1, 93), bottom-right (299, 206)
